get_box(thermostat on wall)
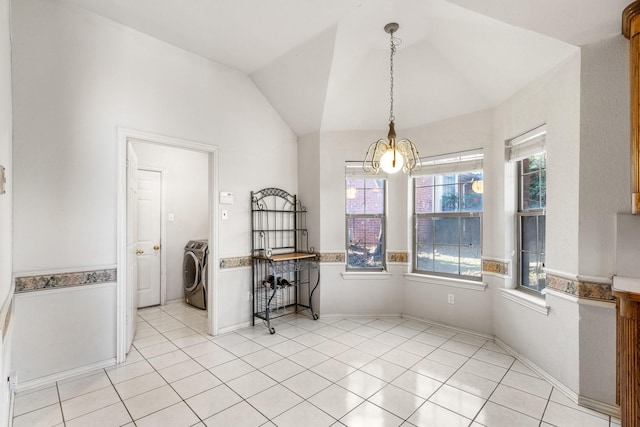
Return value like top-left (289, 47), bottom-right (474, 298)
top-left (220, 191), bottom-right (234, 205)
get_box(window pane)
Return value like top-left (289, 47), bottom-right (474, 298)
top-left (538, 215), bottom-right (546, 255)
top-left (460, 245), bottom-right (481, 277)
top-left (460, 217), bottom-right (481, 245)
top-left (347, 217), bottom-right (383, 269)
top-left (521, 216), bottom-right (538, 252)
top-left (434, 245), bottom-right (459, 275)
top-left (346, 178), bottom-right (364, 189)
top-left (416, 244), bottom-right (434, 271)
top-left (416, 217), bottom-right (434, 245)
top-left (521, 154), bottom-right (546, 211)
top-left (520, 251), bottom-right (537, 290)
top-left (434, 217), bottom-right (459, 245)
top-left (415, 185), bottom-right (434, 214)
top-left (415, 175), bottom-right (434, 187)
top-left (438, 184), bottom-right (459, 212)
top-left (364, 188), bottom-right (384, 214)
top-left (539, 169), bottom-right (546, 208)
top-left (413, 168), bottom-right (483, 280)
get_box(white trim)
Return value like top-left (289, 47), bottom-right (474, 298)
top-left (495, 338), bottom-right (620, 418)
top-left (387, 262), bottom-right (410, 266)
top-left (341, 272), bottom-right (393, 280)
top-left (219, 265), bottom-right (252, 272)
top-left (15, 358), bottom-right (117, 393)
top-left (499, 288), bottom-right (549, 315)
top-left (542, 287), bottom-right (578, 303)
top-left (544, 268), bottom-right (577, 281)
top-left (13, 264), bottom-right (117, 278)
top-left (576, 274), bottom-right (612, 285)
top-left (578, 395), bottom-right (620, 418)
top-left (506, 124), bottom-right (547, 161)
top-left (217, 321), bottom-right (252, 335)
top-left (578, 298), bottom-right (616, 309)
top-left (542, 288), bottom-right (616, 309)
top-left (14, 281), bottom-right (116, 299)
top-left (545, 268), bottom-right (612, 286)
top-left (136, 165), bottom-right (168, 306)
top-left (320, 313), bottom-right (403, 320)
top-left (320, 262), bottom-right (345, 266)
top-left (404, 273), bottom-right (487, 291)
top-left (117, 128), bottom-right (220, 362)
top-left (495, 337), bottom-right (578, 399)
top-left (402, 314), bottom-right (494, 340)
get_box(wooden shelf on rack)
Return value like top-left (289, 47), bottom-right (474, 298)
top-left (254, 252), bottom-right (317, 262)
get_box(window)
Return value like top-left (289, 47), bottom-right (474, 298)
top-left (345, 169), bottom-right (386, 271)
top-left (518, 153), bottom-right (546, 292)
top-left (413, 151), bottom-right (483, 280)
top-left (506, 124), bottom-right (547, 293)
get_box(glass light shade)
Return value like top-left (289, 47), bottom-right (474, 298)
top-left (380, 148), bottom-right (404, 173)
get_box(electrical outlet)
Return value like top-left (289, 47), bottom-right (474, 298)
top-left (247, 292), bottom-right (253, 301)
top-left (447, 294), bottom-right (454, 304)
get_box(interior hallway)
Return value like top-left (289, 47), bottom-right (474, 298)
top-left (12, 301), bottom-right (619, 427)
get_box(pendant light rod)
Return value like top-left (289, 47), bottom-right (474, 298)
top-left (362, 22), bottom-right (422, 175)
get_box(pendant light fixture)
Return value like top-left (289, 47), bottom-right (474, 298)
top-left (363, 22), bottom-right (421, 175)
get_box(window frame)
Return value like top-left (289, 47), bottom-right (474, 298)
top-left (516, 152), bottom-right (547, 294)
top-left (345, 176), bottom-right (387, 272)
top-left (412, 168), bottom-right (484, 281)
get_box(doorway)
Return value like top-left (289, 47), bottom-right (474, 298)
top-left (116, 128), bottom-right (219, 363)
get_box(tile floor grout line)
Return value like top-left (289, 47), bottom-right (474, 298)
top-left (14, 302), bottom-right (616, 427)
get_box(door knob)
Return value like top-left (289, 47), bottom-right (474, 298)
top-left (136, 249), bottom-right (144, 254)
top-left (154, 245), bottom-right (160, 251)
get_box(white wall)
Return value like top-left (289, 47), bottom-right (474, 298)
top-left (0, 0), bottom-right (11, 422)
top-left (13, 284), bottom-right (117, 383)
top-left (11, 0), bottom-right (297, 382)
top-left (132, 142), bottom-right (209, 303)
top-left (576, 35), bottom-right (628, 406)
top-left (579, 35), bottom-right (630, 277)
top-left (492, 51), bottom-right (583, 394)
top-left (297, 132), bottom-right (322, 312)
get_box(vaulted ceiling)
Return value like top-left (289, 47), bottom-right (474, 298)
top-left (61, 0), bottom-right (629, 136)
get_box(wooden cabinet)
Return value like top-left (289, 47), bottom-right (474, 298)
top-left (614, 277), bottom-right (640, 426)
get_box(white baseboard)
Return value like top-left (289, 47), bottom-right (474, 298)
top-left (402, 314), bottom-right (495, 340)
top-left (320, 313), bottom-right (402, 320)
top-left (494, 338), bottom-right (620, 417)
top-left (578, 395), bottom-right (620, 418)
top-left (15, 358), bottom-right (117, 393)
top-left (217, 321), bottom-right (252, 335)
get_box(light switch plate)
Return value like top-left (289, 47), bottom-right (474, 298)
top-left (0, 165), bottom-right (5, 195)
top-left (220, 191), bottom-right (234, 205)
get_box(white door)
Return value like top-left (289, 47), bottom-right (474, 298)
top-left (137, 169), bottom-right (162, 308)
top-left (126, 143), bottom-right (139, 352)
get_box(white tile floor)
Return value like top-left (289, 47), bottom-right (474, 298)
top-left (13, 301), bottom-right (621, 427)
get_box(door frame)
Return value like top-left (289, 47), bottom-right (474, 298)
top-left (135, 166), bottom-right (167, 307)
top-left (116, 128), bottom-right (220, 363)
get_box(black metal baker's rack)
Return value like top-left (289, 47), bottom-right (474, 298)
top-left (251, 188), bottom-right (320, 334)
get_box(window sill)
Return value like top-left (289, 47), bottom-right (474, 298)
top-left (341, 271), bottom-right (393, 280)
top-left (404, 273), bottom-right (487, 291)
top-left (500, 288), bottom-right (549, 315)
